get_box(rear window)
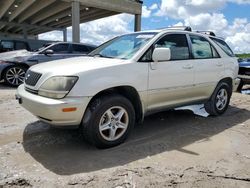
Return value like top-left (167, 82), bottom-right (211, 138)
top-left (210, 37), bottom-right (235, 57)
top-left (16, 42), bottom-right (27, 50)
top-left (1, 41), bottom-right (14, 49)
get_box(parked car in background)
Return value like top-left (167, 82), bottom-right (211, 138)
top-left (237, 60), bottom-right (250, 91)
top-left (16, 27), bottom-right (239, 148)
top-left (0, 40), bottom-right (31, 53)
top-left (0, 42), bottom-right (96, 86)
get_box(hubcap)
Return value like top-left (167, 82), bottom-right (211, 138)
top-left (99, 106), bottom-right (129, 141)
top-left (6, 67), bottom-right (26, 86)
top-left (216, 88), bottom-right (228, 111)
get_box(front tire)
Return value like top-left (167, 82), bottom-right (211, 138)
top-left (205, 82), bottom-right (232, 116)
top-left (81, 94), bottom-right (135, 148)
top-left (3, 66), bottom-right (27, 87)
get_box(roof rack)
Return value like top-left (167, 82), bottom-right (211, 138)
top-left (160, 26), bottom-right (192, 32)
top-left (196, 31), bottom-right (216, 36)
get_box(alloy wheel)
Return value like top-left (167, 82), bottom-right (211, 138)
top-left (216, 88), bottom-right (228, 111)
top-left (6, 67), bottom-right (26, 86)
top-left (99, 106), bottom-right (129, 141)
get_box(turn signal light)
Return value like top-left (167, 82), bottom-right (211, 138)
top-left (62, 107), bottom-right (77, 112)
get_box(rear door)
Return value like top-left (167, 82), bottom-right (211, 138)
top-left (189, 34), bottom-right (224, 99)
top-left (15, 41), bottom-right (28, 51)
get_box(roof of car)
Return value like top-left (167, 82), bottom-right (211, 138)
top-left (133, 26), bottom-right (225, 41)
top-left (0, 39), bottom-right (28, 43)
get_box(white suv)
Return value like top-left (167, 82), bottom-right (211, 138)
top-left (16, 27), bottom-right (239, 148)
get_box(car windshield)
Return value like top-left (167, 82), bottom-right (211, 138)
top-left (89, 32), bottom-right (157, 60)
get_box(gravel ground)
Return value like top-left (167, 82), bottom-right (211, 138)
top-left (0, 84), bottom-right (250, 187)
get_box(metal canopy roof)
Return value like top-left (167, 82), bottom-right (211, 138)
top-left (0, 0), bottom-right (142, 37)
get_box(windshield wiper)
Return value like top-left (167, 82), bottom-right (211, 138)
top-left (92, 53), bottom-right (114, 59)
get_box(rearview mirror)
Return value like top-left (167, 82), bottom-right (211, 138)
top-left (44, 49), bottom-right (54, 56)
top-left (152, 48), bottom-right (171, 62)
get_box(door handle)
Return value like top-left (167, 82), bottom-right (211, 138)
top-left (182, 64), bottom-right (193, 69)
top-left (216, 62), bottom-right (223, 67)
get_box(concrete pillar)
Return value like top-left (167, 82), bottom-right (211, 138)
top-left (63, 28), bottom-right (67, 42)
top-left (22, 26), bottom-right (27, 39)
top-left (134, 14), bottom-right (141, 32)
top-left (72, 1), bottom-right (80, 43)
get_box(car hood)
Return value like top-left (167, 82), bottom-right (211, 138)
top-left (0, 50), bottom-right (35, 62)
top-left (30, 56), bottom-right (129, 75)
top-left (239, 61), bottom-right (250, 68)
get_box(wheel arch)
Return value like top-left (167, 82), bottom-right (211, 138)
top-left (85, 86), bottom-right (144, 124)
top-left (219, 77), bottom-right (233, 91)
top-left (1, 63), bottom-right (29, 80)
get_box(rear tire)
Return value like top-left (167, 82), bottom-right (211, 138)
top-left (3, 66), bottom-right (27, 87)
top-left (205, 82), bottom-right (231, 116)
top-left (81, 94), bottom-right (135, 148)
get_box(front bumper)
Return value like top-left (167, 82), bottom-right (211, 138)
top-left (16, 84), bottom-right (91, 126)
top-left (233, 78), bottom-right (241, 92)
top-left (238, 75), bottom-right (250, 83)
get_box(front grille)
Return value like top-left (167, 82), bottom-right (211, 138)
top-left (25, 70), bottom-right (42, 86)
top-left (25, 87), bottom-right (38, 95)
top-left (239, 67), bottom-right (250, 76)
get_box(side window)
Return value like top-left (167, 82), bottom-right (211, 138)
top-left (50, 44), bottom-right (70, 54)
top-left (1, 41), bottom-right (14, 49)
top-left (155, 34), bottom-right (190, 60)
top-left (72, 44), bottom-right (89, 53)
top-left (210, 37), bottom-right (235, 57)
top-left (87, 46), bottom-right (96, 52)
top-left (16, 42), bottom-right (27, 50)
top-left (190, 35), bottom-right (214, 59)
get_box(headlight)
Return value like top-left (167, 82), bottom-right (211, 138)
top-left (0, 60), bottom-right (7, 64)
top-left (38, 76), bottom-right (78, 99)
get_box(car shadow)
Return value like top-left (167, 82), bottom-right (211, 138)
top-left (0, 83), bottom-right (17, 90)
top-left (22, 105), bottom-right (250, 175)
top-left (240, 85), bottom-right (250, 95)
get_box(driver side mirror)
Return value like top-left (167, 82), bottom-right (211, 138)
top-left (152, 48), bottom-right (171, 62)
top-left (44, 49), bottom-right (54, 56)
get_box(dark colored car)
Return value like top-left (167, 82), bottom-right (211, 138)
top-left (0, 42), bottom-right (96, 86)
top-left (0, 40), bottom-right (31, 53)
top-left (237, 60), bottom-right (250, 91)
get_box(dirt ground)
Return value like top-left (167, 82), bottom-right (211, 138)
top-left (0, 84), bottom-right (250, 188)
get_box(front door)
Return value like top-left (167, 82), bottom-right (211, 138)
top-left (146, 34), bottom-right (195, 112)
top-left (38, 43), bottom-right (70, 63)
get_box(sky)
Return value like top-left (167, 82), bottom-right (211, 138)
top-left (39, 0), bottom-right (250, 54)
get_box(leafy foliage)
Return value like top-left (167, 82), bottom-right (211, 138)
top-left (236, 54), bottom-right (250, 59)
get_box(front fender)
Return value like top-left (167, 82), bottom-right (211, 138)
top-left (68, 63), bottom-right (148, 97)
top-left (0, 62), bottom-right (15, 80)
